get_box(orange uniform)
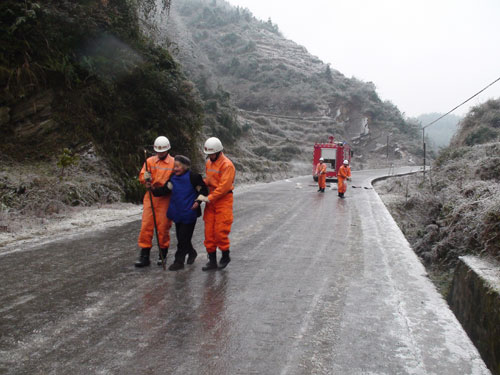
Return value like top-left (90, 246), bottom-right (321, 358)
top-left (316, 163), bottom-right (327, 189)
top-left (337, 165), bottom-right (351, 194)
top-left (203, 152), bottom-right (235, 253)
top-left (138, 154), bottom-right (174, 249)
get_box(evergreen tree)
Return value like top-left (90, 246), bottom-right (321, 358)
top-left (325, 64), bottom-right (333, 83)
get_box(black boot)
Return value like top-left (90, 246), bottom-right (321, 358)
top-left (135, 248), bottom-right (151, 268)
top-left (168, 261), bottom-right (184, 271)
top-left (321, 188), bottom-right (325, 193)
top-left (202, 252), bottom-right (218, 271)
top-left (187, 249), bottom-right (198, 265)
top-left (157, 248), bottom-right (168, 266)
top-left (219, 250), bottom-right (231, 269)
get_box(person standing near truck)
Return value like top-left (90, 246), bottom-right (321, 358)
top-left (315, 157), bottom-right (327, 193)
top-left (337, 159), bottom-right (351, 198)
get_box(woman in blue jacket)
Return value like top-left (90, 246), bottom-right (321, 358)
top-left (152, 155), bottom-right (208, 271)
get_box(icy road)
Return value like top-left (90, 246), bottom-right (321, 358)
top-left (0, 167), bottom-right (490, 374)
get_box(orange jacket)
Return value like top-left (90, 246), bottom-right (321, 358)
top-left (205, 152), bottom-right (235, 203)
top-left (338, 165), bottom-right (351, 179)
top-left (316, 163), bottom-right (327, 175)
top-left (139, 154), bottom-right (175, 189)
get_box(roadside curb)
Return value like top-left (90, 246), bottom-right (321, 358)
top-left (370, 169), bottom-right (422, 187)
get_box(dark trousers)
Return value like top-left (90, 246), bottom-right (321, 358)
top-left (174, 221), bottom-right (197, 263)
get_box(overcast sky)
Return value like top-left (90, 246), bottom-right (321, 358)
top-left (226, 0), bottom-right (500, 118)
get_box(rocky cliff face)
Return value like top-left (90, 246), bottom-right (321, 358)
top-left (0, 0), bottom-right (203, 227)
top-left (165, 0), bottom-right (422, 179)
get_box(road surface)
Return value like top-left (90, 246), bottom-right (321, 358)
top-left (0, 167), bottom-right (490, 374)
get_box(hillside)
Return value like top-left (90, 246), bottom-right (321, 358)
top-left (1, 0), bottom-right (426, 232)
top-left (451, 99), bottom-right (500, 147)
top-left (165, 0), bottom-right (423, 177)
top-left (375, 98), bottom-right (500, 294)
top-left (0, 0), bottom-right (202, 226)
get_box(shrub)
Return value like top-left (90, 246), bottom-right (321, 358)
top-left (255, 117), bottom-right (270, 126)
top-left (464, 126), bottom-right (498, 146)
top-left (253, 145), bottom-right (271, 158)
top-left (57, 148), bottom-right (79, 177)
top-left (476, 157), bottom-right (500, 180)
top-left (434, 147), bottom-right (467, 167)
top-left (220, 32), bottom-right (241, 46)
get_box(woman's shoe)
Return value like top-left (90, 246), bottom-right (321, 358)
top-left (168, 262), bottom-right (184, 271)
top-left (187, 249), bottom-right (198, 265)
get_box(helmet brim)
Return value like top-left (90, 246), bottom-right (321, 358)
top-left (154, 147), bottom-right (171, 152)
top-left (203, 148), bottom-right (223, 155)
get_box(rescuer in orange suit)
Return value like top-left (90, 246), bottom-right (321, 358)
top-left (196, 137), bottom-right (235, 271)
top-left (135, 136), bottom-right (175, 267)
top-left (315, 157), bottom-right (327, 193)
top-left (337, 159), bottom-right (352, 198)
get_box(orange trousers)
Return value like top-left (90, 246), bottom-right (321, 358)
top-left (338, 178), bottom-right (347, 194)
top-left (318, 174), bottom-right (326, 189)
top-left (138, 193), bottom-right (172, 249)
top-left (204, 193), bottom-right (233, 253)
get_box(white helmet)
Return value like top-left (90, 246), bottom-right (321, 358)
top-left (319, 157), bottom-right (324, 161)
top-left (343, 159), bottom-right (349, 165)
top-left (154, 136), bottom-right (171, 152)
top-left (204, 137), bottom-right (223, 155)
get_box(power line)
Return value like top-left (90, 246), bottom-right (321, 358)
top-left (423, 75), bottom-right (500, 129)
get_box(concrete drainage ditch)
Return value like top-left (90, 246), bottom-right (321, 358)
top-left (448, 256), bottom-right (500, 375)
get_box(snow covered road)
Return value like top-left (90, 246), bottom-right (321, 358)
top-left (0, 167), bottom-right (490, 374)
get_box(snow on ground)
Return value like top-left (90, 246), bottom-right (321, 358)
top-left (0, 203), bottom-right (142, 254)
top-left (0, 176), bottom-right (311, 255)
top-left (0, 181), bottom-right (267, 254)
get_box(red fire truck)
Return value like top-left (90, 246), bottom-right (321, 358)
top-left (313, 136), bottom-right (352, 182)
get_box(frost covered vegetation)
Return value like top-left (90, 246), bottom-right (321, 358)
top-left (452, 99), bottom-right (500, 146)
top-left (376, 99), bottom-right (500, 293)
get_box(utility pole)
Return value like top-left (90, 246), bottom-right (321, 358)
top-left (386, 134), bottom-right (389, 162)
top-left (422, 128), bottom-right (426, 177)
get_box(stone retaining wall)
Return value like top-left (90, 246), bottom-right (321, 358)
top-left (448, 256), bottom-right (500, 375)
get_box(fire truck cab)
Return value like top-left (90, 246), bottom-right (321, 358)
top-left (313, 136), bottom-right (352, 182)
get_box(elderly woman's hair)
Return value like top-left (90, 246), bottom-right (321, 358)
top-left (174, 155), bottom-right (191, 167)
